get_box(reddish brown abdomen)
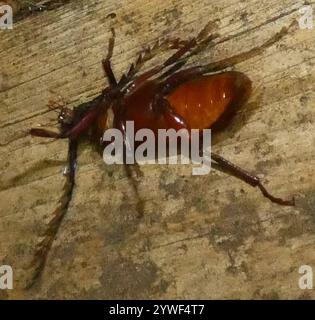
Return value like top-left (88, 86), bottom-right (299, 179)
top-left (166, 71), bottom-right (252, 129)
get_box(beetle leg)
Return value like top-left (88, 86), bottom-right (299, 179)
top-left (28, 139), bottom-right (78, 288)
top-left (122, 40), bottom-right (198, 94)
top-left (115, 118), bottom-right (145, 218)
top-left (102, 28), bottom-right (117, 87)
top-left (161, 22), bottom-right (219, 70)
top-left (31, 95), bottom-right (104, 141)
top-left (147, 22), bottom-right (220, 84)
top-left (160, 22), bottom-right (297, 95)
top-left (119, 22), bottom-right (219, 91)
top-left (181, 20), bottom-right (297, 75)
top-left (123, 163), bottom-right (145, 218)
top-left (211, 152), bottom-right (295, 206)
top-left (160, 20), bottom-right (297, 87)
top-left (117, 38), bottom-right (190, 90)
top-left (126, 35), bottom-right (218, 93)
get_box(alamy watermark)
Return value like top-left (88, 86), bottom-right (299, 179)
top-left (0, 265), bottom-right (13, 290)
top-left (298, 5), bottom-right (313, 30)
top-left (298, 265), bottom-right (313, 290)
top-left (0, 5), bottom-right (13, 29)
top-left (102, 121), bottom-right (212, 175)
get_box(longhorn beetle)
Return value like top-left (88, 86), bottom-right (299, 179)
top-left (29, 21), bottom-right (296, 286)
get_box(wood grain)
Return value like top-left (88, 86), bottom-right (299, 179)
top-left (0, 0), bottom-right (315, 299)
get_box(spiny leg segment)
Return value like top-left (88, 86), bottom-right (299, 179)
top-left (156, 21), bottom-right (297, 206)
top-left (27, 139), bottom-right (78, 288)
top-left (118, 21), bottom-right (219, 92)
top-left (165, 20), bottom-right (297, 83)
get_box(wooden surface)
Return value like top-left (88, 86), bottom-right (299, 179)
top-left (1, 0), bottom-right (315, 299)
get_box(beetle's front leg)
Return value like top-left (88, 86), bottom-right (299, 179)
top-left (31, 95), bottom-right (104, 140)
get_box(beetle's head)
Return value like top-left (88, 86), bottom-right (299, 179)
top-left (57, 107), bottom-right (74, 126)
top-left (46, 96), bottom-right (75, 128)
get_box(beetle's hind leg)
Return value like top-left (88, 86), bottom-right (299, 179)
top-left (211, 152), bottom-right (295, 206)
top-left (159, 21), bottom-right (296, 94)
top-left (117, 38), bottom-right (192, 90)
top-left (118, 22), bottom-right (219, 90)
top-left (186, 20), bottom-right (297, 75)
top-left (27, 139), bottom-right (79, 288)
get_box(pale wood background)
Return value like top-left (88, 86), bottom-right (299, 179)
top-left (0, 0), bottom-right (315, 299)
